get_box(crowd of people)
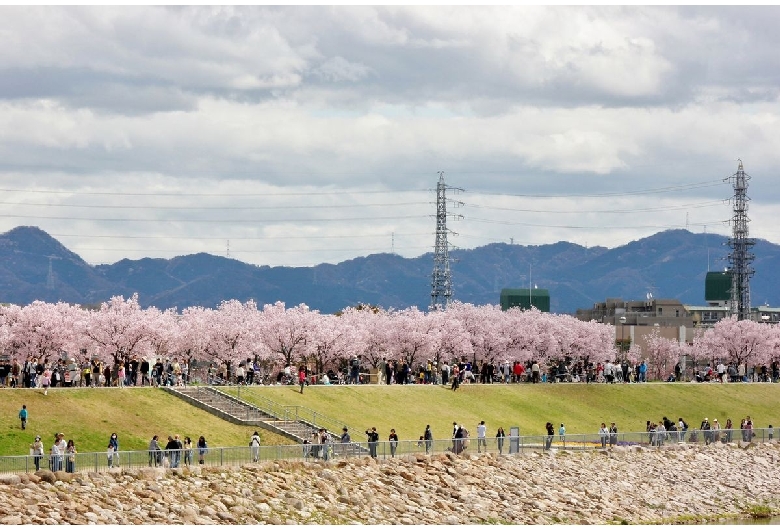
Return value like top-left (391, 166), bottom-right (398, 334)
top-left (17, 413), bottom-right (771, 473)
top-left (645, 416), bottom-right (763, 446)
top-left (5, 353), bottom-right (779, 390)
top-left (0, 356), bottom-right (191, 390)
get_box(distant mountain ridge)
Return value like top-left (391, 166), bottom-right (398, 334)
top-left (1, 226), bottom-right (779, 314)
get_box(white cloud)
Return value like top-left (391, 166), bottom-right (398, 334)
top-left (0, 6), bottom-right (777, 267)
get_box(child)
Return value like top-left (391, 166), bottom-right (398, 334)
top-left (41, 369), bottom-right (51, 396)
top-left (107, 444), bottom-right (115, 468)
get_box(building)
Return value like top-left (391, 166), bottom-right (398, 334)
top-left (575, 297), bottom-right (692, 356)
top-left (500, 288), bottom-right (550, 312)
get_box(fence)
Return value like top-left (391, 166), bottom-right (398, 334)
top-left (2, 427), bottom-right (773, 477)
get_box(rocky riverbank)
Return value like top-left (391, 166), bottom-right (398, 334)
top-left (0, 442), bottom-right (778, 525)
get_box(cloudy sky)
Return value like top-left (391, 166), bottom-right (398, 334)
top-left (1, 6), bottom-right (779, 267)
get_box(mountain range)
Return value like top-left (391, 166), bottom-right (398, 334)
top-left (1, 226), bottom-right (778, 314)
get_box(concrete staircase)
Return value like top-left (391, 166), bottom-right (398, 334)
top-left (163, 386), bottom-right (367, 455)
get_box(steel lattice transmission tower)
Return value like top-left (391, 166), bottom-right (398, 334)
top-left (726, 159), bottom-right (755, 321)
top-left (430, 171), bottom-right (463, 311)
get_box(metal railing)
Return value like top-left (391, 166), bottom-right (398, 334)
top-left (209, 386), bottom-right (352, 436)
top-left (2, 428), bottom-right (774, 476)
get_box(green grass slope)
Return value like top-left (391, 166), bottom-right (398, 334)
top-left (225, 382), bottom-right (780, 442)
top-left (0, 387), bottom-right (291, 456)
top-left (2, 383), bottom-right (778, 457)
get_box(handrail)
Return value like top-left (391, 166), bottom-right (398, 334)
top-left (1, 428), bottom-right (773, 476)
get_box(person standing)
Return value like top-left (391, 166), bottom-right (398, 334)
top-left (558, 423), bottom-right (566, 448)
top-left (107, 443), bottom-right (117, 468)
top-left (30, 435), bottom-right (44, 471)
top-left (65, 440), bottom-right (77, 473)
top-left (108, 433), bottom-right (119, 467)
top-left (164, 436), bottom-right (177, 467)
top-left (545, 422), bottom-right (554, 450)
top-left (609, 422), bottom-right (618, 447)
top-left (18, 404), bottom-right (28, 430)
top-left (388, 429), bottom-right (399, 458)
top-left (250, 431), bottom-right (261, 462)
top-left (320, 429), bottom-right (331, 461)
top-left (148, 435), bottom-right (162, 467)
top-left (50, 435), bottom-right (63, 471)
top-left (678, 417), bottom-right (688, 442)
top-left (298, 366), bottom-right (307, 394)
top-left (496, 427), bottom-right (505, 455)
top-left (477, 420), bottom-right (487, 453)
top-left (340, 427), bottom-right (351, 457)
top-left (531, 361), bottom-right (540, 384)
top-left (365, 427), bottom-right (379, 458)
top-left (197, 436), bottom-right (208, 465)
top-left (182, 436), bottom-right (193, 466)
top-left (424, 425), bottom-right (433, 454)
top-left (724, 418), bottom-right (733, 443)
top-left (599, 423), bottom-right (609, 448)
top-left (173, 434), bottom-right (183, 467)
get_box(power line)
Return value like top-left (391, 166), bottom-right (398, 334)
top-left (0, 214), bottom-right (430, 223)
top-left (0, 200), bottom-right (430, 211)
top-left (464, 199), bottom-right (724, 215)
top-left (49, 232), bottom-right (432, 240)
top-left (0, 187), bottom-right (429, 197)
top-left (468, 179), bottom-right (725, 198)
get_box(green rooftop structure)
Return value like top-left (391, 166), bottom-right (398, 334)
top-left (500, 288), bottom-right (550, 312)
top-left (705, 271), bottom-right (731, 304)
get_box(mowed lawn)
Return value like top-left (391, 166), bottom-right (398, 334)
top-left (2, 382), bottom-right (779, 456)
top-left (0, 387), bottom-right (292, 456)
top-left (225, 382), bottom-right (780, 443)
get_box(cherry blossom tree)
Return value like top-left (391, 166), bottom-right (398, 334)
top-left (202, 299), bottom-right (262, 378)
top-left (258, 302), bottom-right (311, 369)
top-left (304, 312), bottom-right (362, 376)
top-left (81, 294), bottom-right (150, 367)
top-left (338, 305), bottom-right (386, 368)
top-left (429, 306), bottom-right (472, 364)
top-left (642, 328), bottom-right (681, 381)
top-left (10, 301), bottom-right (80, 365)
top-left (702, 317), bottom-right (769, 369)
top-left (386, 307), bottom-right (439, 370)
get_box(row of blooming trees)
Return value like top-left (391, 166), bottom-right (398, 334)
top-left (1, 295), bottom-right (779, 380)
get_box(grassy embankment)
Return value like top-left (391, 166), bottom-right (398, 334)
top-left (1, 382), bottom-right (778, 456)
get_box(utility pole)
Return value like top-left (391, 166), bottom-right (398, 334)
top-left (429, 172), bottom-right (463, 311)
top-left (726, 159), bottom-right (755, 321)
top-left (46, 255), bottom-right (61, 290)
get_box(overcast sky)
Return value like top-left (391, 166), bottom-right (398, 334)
top-left (1, 6), bottom-right (779, 267)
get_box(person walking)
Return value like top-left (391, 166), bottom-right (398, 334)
top-left (18, 404), bottom-right (28, 430)
top-left (389, 429), bottom-right (399, 458)
top-left (477, 420), bottom-right (487, 453)
top-left (250, 431), bottom-right (261, 462)
top-left (298, 366), bottom-right (307, 394)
